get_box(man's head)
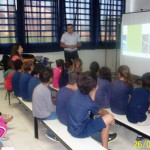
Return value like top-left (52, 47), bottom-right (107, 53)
top-left (66, 24), bottom-right (73, 34)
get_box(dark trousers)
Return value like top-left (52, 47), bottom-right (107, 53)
top-left (64, 51), bottom-right (79, 62)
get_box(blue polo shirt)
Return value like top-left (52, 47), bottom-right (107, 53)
top-left (110, 79), bottom-right (133, 115)
top-left (28, 77), bottom-right (41, 101)
top-left (67, 90), bottom-right (105, 138)
top-left (95, 77), bottom-right (111, 109)
top-left (56, 87), bottom-right (74, 125)
top-left (19, 72), bottom-right (32, 101)
top-left (127, 87), bottom-right (150, 123)
top-left (12, 71), bottom-right (22, 97)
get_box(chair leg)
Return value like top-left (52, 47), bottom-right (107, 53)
top-left (5, 91), bottom-right (8, 100)
top-left (8, 92), bottom-right (10, 105)
top-left (34, 117), bottom-right (38, 139)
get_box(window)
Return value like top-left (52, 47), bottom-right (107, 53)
top-left (24, 0), bottom-right (58, 43)
top-left (99, 0), bottom-right (124, 43)
top-left (65, 0), bottom-right (90, 42)
top-left (0, 0), bottom-right (16, 43)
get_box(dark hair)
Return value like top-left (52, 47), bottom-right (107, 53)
top-left (74, 58), bottom-right (82, 71)
top-left (7, 60), bottom-right (14, 70)
top-left (32, 63), bottom-right (44, 76)
top-left (99, 67), bottom-right (111, 82)
top-left (10, 43), bottom-right (21, 59)
top-left (13, 59), bottom-right (23, 71)
top-left (69, 71), bottom-right (81, 85)
top-left (90, 61), bottom-right (100, 75)
top-left (23, 60), bottom-right (34, 72)
top-left (40, 67), bottom-right (53, 83)
top-left (56, 59), bottom-right (64, 67)
top-left (77, 71), bottom-right (97, 95)
top-left (65, 60), bottom-right (73, 69)
top-left (66, 24), bottom-right (73, 28)
top-left (142, 72), bottom-right (150, 89)
top-left (118, 65), bottom-right (133, 87)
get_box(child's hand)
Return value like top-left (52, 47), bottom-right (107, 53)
top-left (52, 98), bottom-right (56, 105)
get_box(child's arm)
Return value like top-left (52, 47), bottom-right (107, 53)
top-left (98, 109), bottom-right (109, 116)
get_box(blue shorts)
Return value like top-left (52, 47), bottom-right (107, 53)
top-left (77, 117), bottom-right (106, 138)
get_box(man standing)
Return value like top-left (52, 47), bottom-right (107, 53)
top-left (60, 24), bottom-right (82, 62)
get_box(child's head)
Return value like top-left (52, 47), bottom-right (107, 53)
top-left (23, 60), bottom-right (34, 73)
top-left (90, 61), bottom-right (100, 75)
top-left (99, 66), bottom-right (111, 82)
top-left (10, 43), bottom-right (23, 57)
top-left (56, 59), bottom-right (64, 68)
top-left (40, 67), bottom-right (53, 83)
top-left (74, 58), bottom-right (82, 71)
top-left (7, 60), bottom-right (14, 70)
top-left (118, 65), bottom-right (133, 87)
top-left (142, 72), bottom-right (150, 90)
top-left (65, 60), bottom-right (73, 71)
top-left (77, 71), bottom-right (97, 95)
top-left (13, 59), bottom-right (23, 71)
top-left (32, 63), bottom-right (44, 77)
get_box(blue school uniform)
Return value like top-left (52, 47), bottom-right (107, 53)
top-left (19, 72), bottom-right (32, 101)
top-left (95, 77), bottom-right (111, 108)
top-left (110, 79), bottom-right (133, 115)
top-left (56, 87), bottom-right (74, 125)
top-left (12, 71), bottom-right (22, 96)
top-left (67, 90), bottom-right (106, 138)
top-left (127, 87), bottom-right (150, 123)
top-left (28, 77), bottom-right (41, 101)
top-left (59, 70), bottom-right (69, 88)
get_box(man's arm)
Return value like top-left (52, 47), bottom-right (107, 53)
top-left (60, 42), bottom-right (73, 49)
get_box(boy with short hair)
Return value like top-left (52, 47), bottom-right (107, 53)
top-left (67, 71), bottom-right (115, 150)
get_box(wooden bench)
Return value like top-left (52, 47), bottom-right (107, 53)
top-left (105, 108), bottom-right (150, 139)
top-left (16, 96), bottom-right (106, 150)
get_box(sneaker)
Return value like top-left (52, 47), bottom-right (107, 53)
top-left (45, 133), bottom-right (59, 142)
top-left (136, 136), bottom-right (145, 141)
top-left (108, 133), bottom-right (117, 143)
top-left (1, 136), bottom-right (9, 141)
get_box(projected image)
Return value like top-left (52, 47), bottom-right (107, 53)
top-left (122, 24), bottom-right (150, 58)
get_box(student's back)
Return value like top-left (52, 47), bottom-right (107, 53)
top-left (95, 78), bottom-right (111, 108)
top-left (127, 87), bottom-right (150, 123)
top-left (59, 69), bottom-right (69, 88)
top-left (28, 77), bottom-right (41, 101)
top-left (20, 72), bottom-right (32, 101)
top-left (12, 71), bottom-right (22, 96)
top-left (110, 79), bottom-right (133, 115)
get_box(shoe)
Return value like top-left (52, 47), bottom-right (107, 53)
top-left (45, 133), bottom-right (59, 142)
top-left (1, 136), bottom-right (9, 141)
top-left (136, 136), bottom-right (145, 141)
top-left (108, 133), bottom-right (117, 143)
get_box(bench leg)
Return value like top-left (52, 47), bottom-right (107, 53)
top-left (34, 117), bottom-right (38, 139)
top-left (8, 92), bottom-right (10, 105)
top-left (5, 91), bottom-right (8, 100)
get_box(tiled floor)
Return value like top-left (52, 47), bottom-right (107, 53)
top-left (0, 87), bottom-right (149, 150)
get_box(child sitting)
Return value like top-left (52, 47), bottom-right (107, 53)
top-left (90, 61), bottom-right (100, 76)
top-left (53, 59), bottom-right (64, 89)
top-left (28, 63), bottom-right (43, 101)
top-left (12, 59), bottom-right (23, 97)
top-left (95, 67), bottom-right (112, 109)
top-left (67, 71), bottom-right (116, 150)
top-left (59, 60), bottom-right (73, 88)
top-left (3, 61), bottom-right (15, 91)
top-left (127, 72), bottom-right (150, 125)
top-left (110, 65), bottom-right (133, 115)
top-left (32, 67), bottom-right (57, 142)
top-left (74, 58), bottom-right (82, 72)
top-left (56, 71), bottom-right (79, 125)
top-left (19, 61), bottom-right (34, 101)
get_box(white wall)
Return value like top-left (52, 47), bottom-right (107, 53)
top-left (126, 0), bottom-right (150, 13)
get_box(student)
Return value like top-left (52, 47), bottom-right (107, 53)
top-left (74, 58), bottom-right (82, 72)
top-left (59, 60), bottom-right (73, 88)
top-left (3, 61), bottom-right (15, 91)
top-left (53, 59), bottom-right (64, 89)
top-left (32, 67), bottom-right (57, 142)
top-left (110, 65), bottom-right (133, 115)
top-left (56, 71), bottom-right (79, 125)
top-left (127, 72), bottom-right (150, 125)
top-left (90, 61), bottom-right (100, 76)
top-left (12, 59), bottom-right (23, 97)
top-left (19, 61), bottom-right (34, 101)
top-left (95, 67), bottom-right (112, 109)
top-left (10, 44), bottom-right (23, 62)
top-left (0, 116), bottom-right (8, 140)
top-left (28, 63), bottom-right (43, 101)
top-left (67, 71), bottom-right (116, 150)
top-left (0, 112), bottom-right (13, 124)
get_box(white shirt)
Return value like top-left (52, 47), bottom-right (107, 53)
top-left (60, 32), bottom-right (81, 52)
